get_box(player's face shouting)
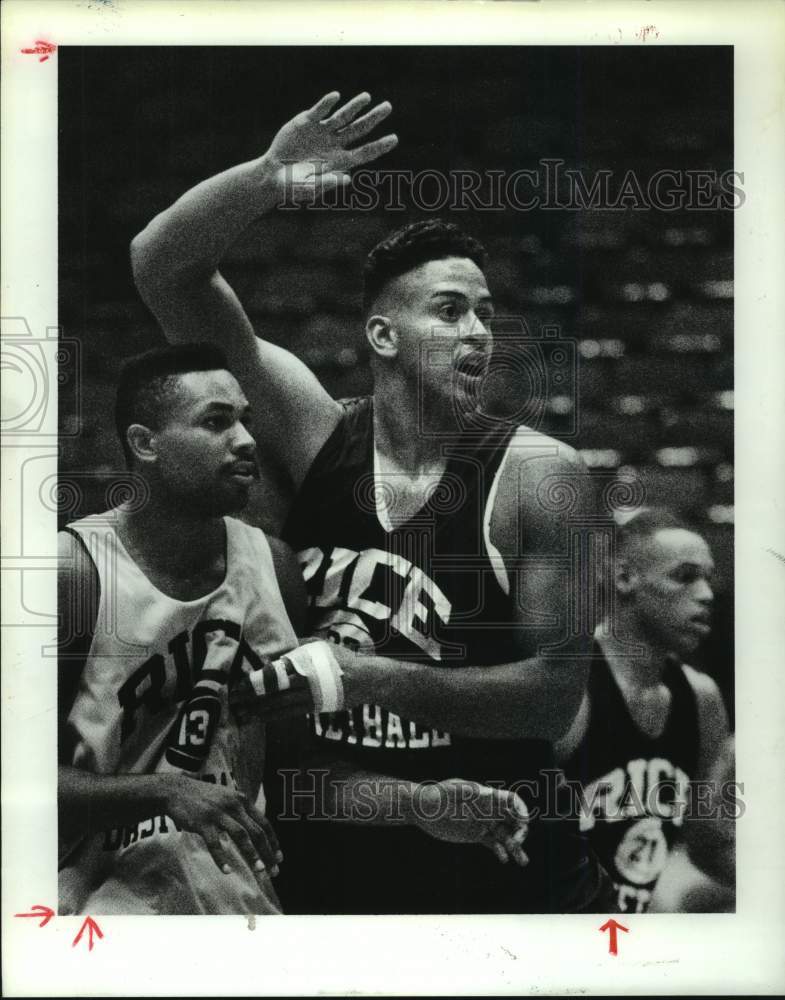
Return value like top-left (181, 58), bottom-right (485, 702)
top-left (389, 256), bottom-right (494, 409)
top-left (633, 528), bottom-right (715, 656)
top-left (152, 369), bottom-right (259, 515)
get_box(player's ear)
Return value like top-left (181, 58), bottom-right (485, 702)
top-left (126, 423), bottom-right (158, 465)
top-left (365, 314), bottom-right (398, 359)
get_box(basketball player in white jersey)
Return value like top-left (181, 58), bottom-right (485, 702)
top-left (130, 91), bottom-right (610, 913)
top-left (58, 343), bottom-right (298, 914)
top-left (556, 508), bottom-right (731, 913)
top-left (59, 343), bottom-right (532, 915)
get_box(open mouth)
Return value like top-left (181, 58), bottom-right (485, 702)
top-left (454, 351), bottom-right (488, 381)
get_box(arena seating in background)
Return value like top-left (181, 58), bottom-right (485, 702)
top-left (58, 46), bottom-right (734, 597)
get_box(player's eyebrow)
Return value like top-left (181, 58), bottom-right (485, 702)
top-left (431, 289), bottom-right (495, 306)
top-left (199, 401), bottom-right (251, 417)
top-left (671, 560), bottom-right (715, 576)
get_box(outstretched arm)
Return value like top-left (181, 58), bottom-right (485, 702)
top-left (339, 442), bottom-right (595, 740)
top-left (237, 441), bottom-right (597, 741)
top-left (289, 753), bottom-right (529, 865)
top-left (130, 91), bottom-right (397, 487)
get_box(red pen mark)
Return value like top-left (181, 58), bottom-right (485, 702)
top-left (20, 40), bottom-right (57, 62)
top-left (599, 918), bottom-right (629, 956)
top-left (72, 916), bottom-right (103, 952)
top-left (15, 904), bottom-right (55, 928)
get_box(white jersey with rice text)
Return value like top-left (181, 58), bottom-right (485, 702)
top-left (59, 512), bottom-right (297, 915)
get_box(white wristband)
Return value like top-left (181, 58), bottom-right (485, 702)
top-left (248, 640), bottom-right (345, 714)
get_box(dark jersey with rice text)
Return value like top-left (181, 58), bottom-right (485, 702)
top-left (561, 644), bottom-right (700, 913)
top-left (275, 396), bottom-right (602, 914)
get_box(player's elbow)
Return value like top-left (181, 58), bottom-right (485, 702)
top-left (130, 227), bottom-right (161, 298)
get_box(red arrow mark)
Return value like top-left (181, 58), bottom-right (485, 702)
top-left (14, 904), bottom-right (55, 928)
top-left (72, 916), bottom-right (103, 952)
top-left (20, 41), bottom-right (57, 62)
top-left (599, 917), bottom-right (629, 956)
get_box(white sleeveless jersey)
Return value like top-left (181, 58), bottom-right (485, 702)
top-left (59, 513), bottom-right (297, 916)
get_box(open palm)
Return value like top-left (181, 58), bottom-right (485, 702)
top-left (264, 91), bottom-right (397, 198)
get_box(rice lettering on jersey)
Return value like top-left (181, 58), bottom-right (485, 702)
top-left (59, 514), bottom-right (297, 916)
top-left (561, 645), bottom-right (700, 914)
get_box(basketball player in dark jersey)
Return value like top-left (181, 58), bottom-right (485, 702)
top-left (130, 91), bottom-right (611, 913)
top-left (556, 508), bottom-right (731, 913)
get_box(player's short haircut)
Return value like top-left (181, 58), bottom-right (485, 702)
top-left (363, 219), bottom-right (487, 312)
top-left (115, 343), bottom-right (229, 467)
top-left (615, 506), bottom-right (691, 557)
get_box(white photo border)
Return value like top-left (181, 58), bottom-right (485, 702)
top-left (2, 0), bottom-right (784, 995)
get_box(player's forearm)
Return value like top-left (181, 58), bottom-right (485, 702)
top-left (293, 753), bottom-right (421, 827)
top-left (343, 653), bottom-right (589, 741)
top-left (130, 156), bottom-right (279, 295)
top-left (58, 765), bottom-right (178, 838)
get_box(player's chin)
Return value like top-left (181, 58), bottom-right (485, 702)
top-left (222, 482), bottom-right (253, 513)
top-left (200, 479), bottom-right (252, 516)
top-left (673, 628), bottom-right (702, 657)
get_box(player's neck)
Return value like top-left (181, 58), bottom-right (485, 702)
top-left (115, 495), bottom-right (225, 576)
top-left (372, 381), bottom-right (447, 472)
top-left (596, 621), bottom-right (670, 689)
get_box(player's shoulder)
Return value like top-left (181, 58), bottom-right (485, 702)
top-left (506, 423), bottom-right (586, 478)
top-left (682, 663), bottom-right (723, 700)
top-left (682, 663), bottom-right (725, 711)
top-left (500, 424), bottom-right (591, 518)
top-left (58, 526), bottom-right (101, 639)
top-left (489, 426), bottom-right (591, 551)
top-left (58, 525), bottom-right (99, 581)
top-left (225, 515), bottom-right (274, 554)
top-left (227, 516), bottom-right (296, 568)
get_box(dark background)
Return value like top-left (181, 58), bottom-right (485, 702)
top-left (58, 46), bottom-right (734, 720)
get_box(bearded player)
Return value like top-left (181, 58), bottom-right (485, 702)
top-left (556, 508), bottom-right (731, 913)
top-left (130, 92), bottom-right (610, 913)
top-left (59, 343), bottom-right (530, 915)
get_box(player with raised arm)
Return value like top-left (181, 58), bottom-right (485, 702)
top-left (556, 508), bottom-right (731, 913)
top-left (131, 92), bottom-right (612, 913)
top-left (59, 343), bottom-right (531, 914)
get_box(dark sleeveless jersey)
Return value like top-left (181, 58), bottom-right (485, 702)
top-left (561, 644), bottom-right (700, 914)
top-left (276, 396), bottom-right (602, 914)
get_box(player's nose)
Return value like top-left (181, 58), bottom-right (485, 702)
top-left (231, 420), bottom-right (257, 454)
top-left (464, 316), bottom-right (492, 352)
top-left (694, 577), bottom-right (714, 604)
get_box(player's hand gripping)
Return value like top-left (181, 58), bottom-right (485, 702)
top-left (413, 779), bottom-right (530, 866)
top-left (161, 774), bottom-right (283, 879)
top-left (261, 91), bottom-right (398, 200)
